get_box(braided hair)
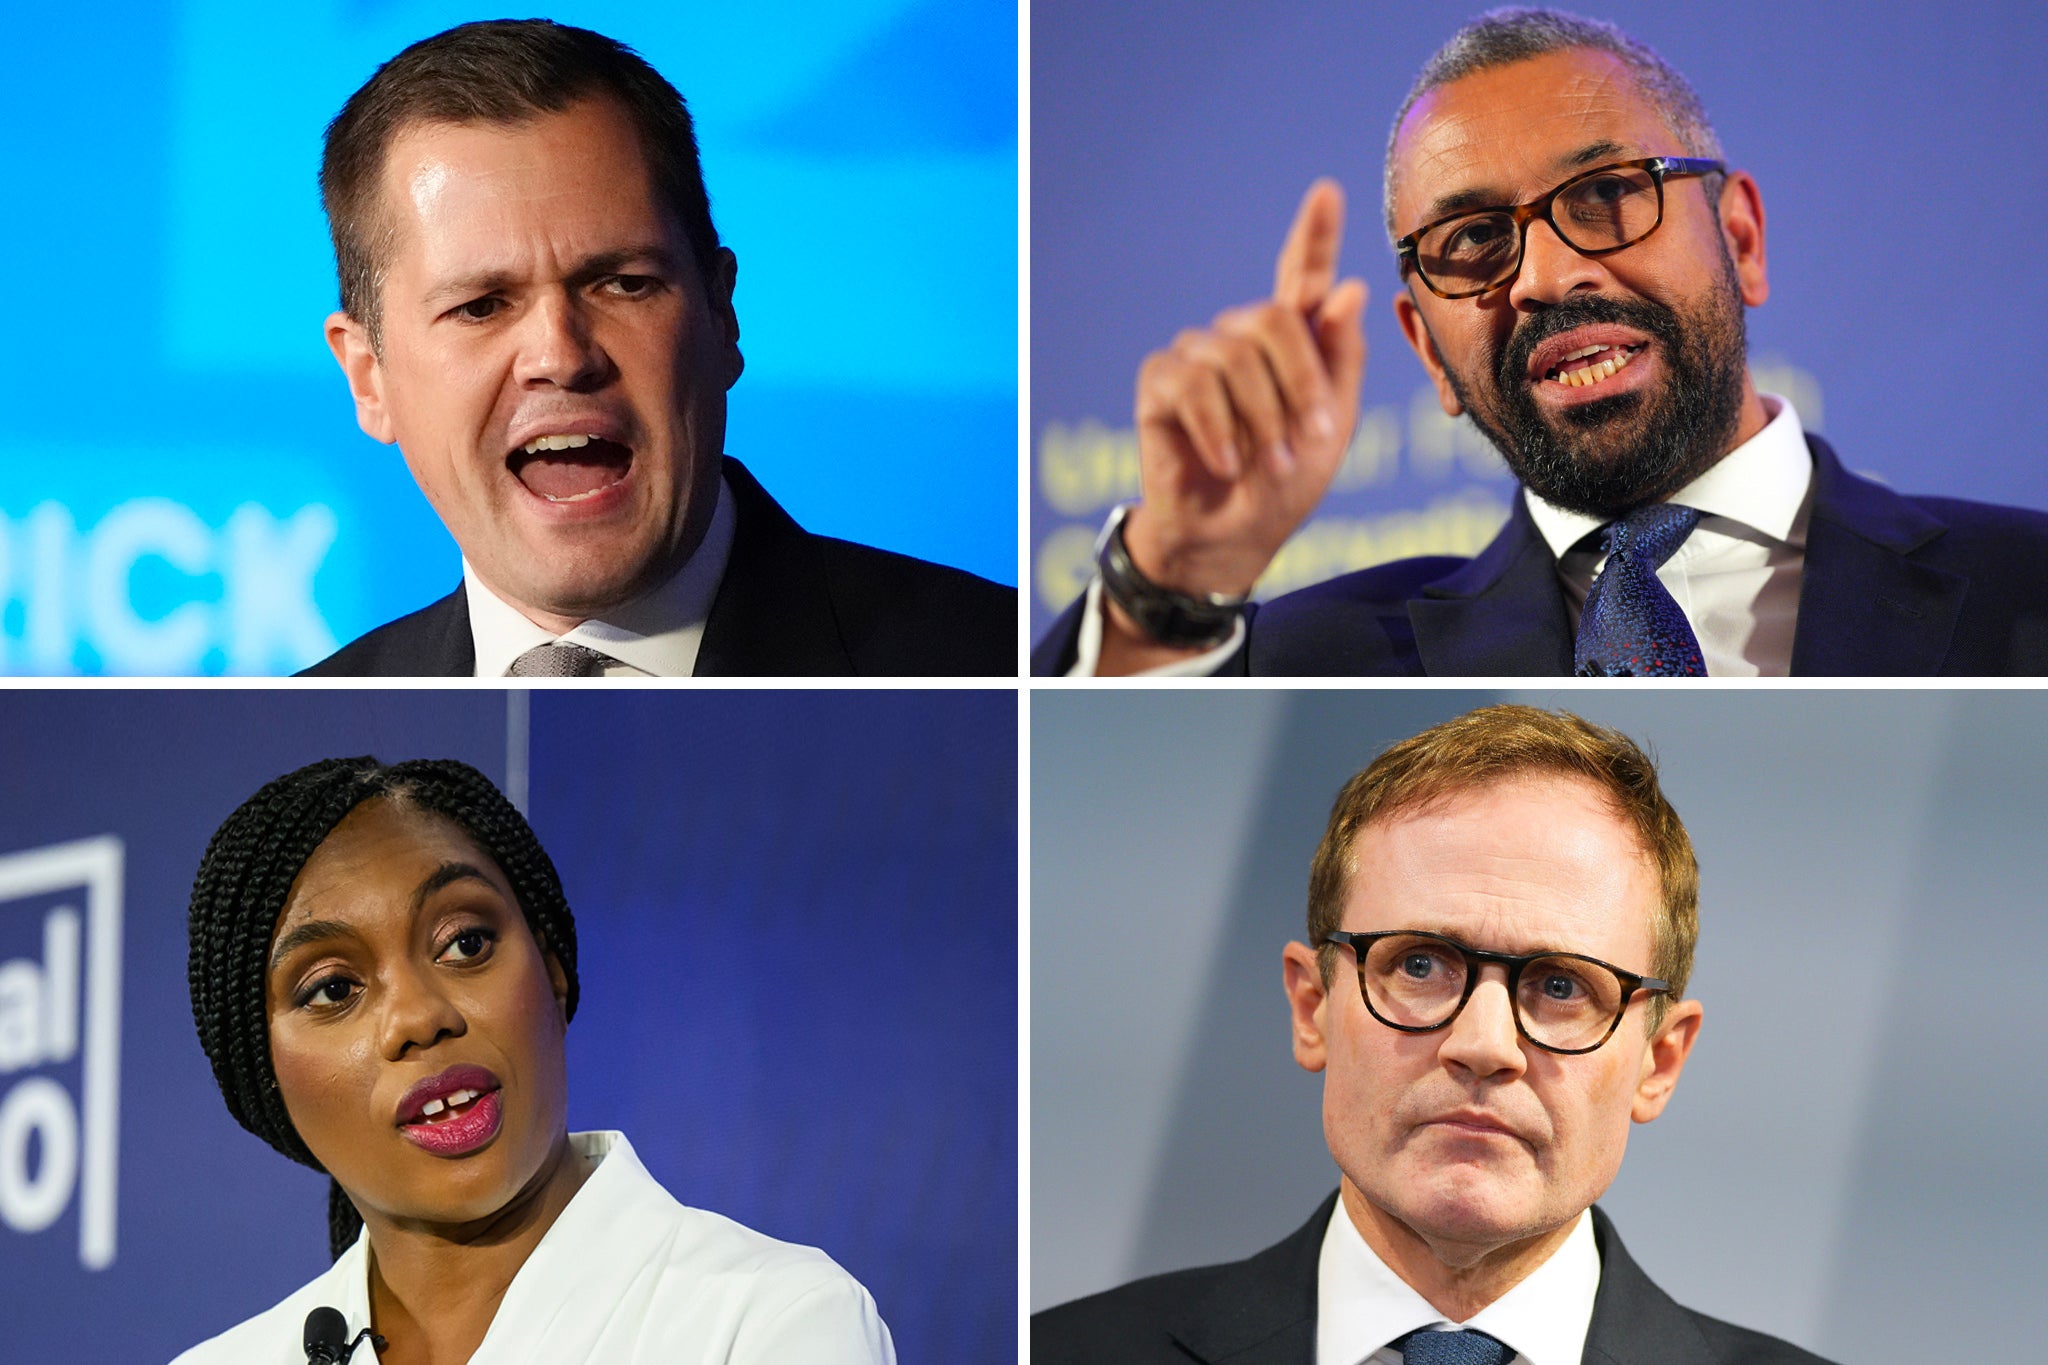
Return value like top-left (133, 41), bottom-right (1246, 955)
top-left (187, 756), bottom-right (578, 1260)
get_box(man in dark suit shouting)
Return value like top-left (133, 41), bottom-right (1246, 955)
top-left (1033, 706), bottom-right (1834, 1364)
top-left (303, 19), bottom-right (1013, 677)
top-left (1035, 7), bottom-right (2048, 676)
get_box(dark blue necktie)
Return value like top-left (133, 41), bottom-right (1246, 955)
top-left (1572, 502), bottom-right (1705, 677)
top-left (1394, 1326), bottom-right (1516, 1364)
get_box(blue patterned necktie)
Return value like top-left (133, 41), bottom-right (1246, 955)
top-left (1572, 501), bottom-right (1706, 677)
top-left (1394, 1326), bottom-right (1516, 1364)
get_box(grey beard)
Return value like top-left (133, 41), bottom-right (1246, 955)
top-left (1442, 276), bottom-right (1749, 521)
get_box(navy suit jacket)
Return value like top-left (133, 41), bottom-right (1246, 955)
top-left (302, 456), bottom-right (1016, 677)
top-left (1032, 435), bottom-right (2048, 676)
top-left (1031, 1194), bottom-right (1836, 1365)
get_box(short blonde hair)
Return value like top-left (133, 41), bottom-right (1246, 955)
top-left (1307, 705), bottom-right (1697, 1020)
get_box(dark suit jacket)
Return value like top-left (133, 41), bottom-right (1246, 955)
top-left (1031, 1193), bottom-right (1835, 1364)
top-left (1032, 435), bottom-right (2048, 676)
top-left (302, 457), bottom-right (1016, 677)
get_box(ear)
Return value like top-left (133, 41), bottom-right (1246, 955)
top-left (1717, 170), bottom-right (1769, 308)
top-left (706, 246), bottom-right (744, 390)
top-left (1631, 997), bottom-right (1703, 1123)
top-left (533, 930), bottom-right (572, 1025)
top-left (1393, 289), bottom-right (1463, 417)
top-left (325, 311), bottom-right (396, 445)
top-left (1281, 941), bottom-right (1331, 1073)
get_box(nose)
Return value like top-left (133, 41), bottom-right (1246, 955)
top-left (377, 963), bottom-right (467, 1060)
top-left (1507, 216), bottom-right (1608, 310)
top-left (1436, 966), bottom-right (1527, 1081)
top-left (513, 290), bottom-right (614, 391)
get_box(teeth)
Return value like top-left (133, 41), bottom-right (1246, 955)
top-left (416, 1088), bottom-right (480, 1121)
top-left (522, 433), bottom-right (598, 455)
top-left (1553, 346), bottom-right (1637, 387)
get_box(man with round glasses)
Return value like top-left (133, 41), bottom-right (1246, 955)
top-left (1033, 705), bottom-right (1834, 1363)
top-left (1034, 7), bottom-right (2048, 676)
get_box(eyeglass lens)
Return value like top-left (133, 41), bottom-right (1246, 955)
top-left (1415, 165), bottom-right (1662, 296)
top-left (1360, 933), bottom-right (1627, 1050)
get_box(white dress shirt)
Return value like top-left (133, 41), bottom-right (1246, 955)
top-left (170, 1130), bottom-right (896, 1365)
top-left (1071, 394), bottom-right (1813, 677)
top-left (466, 474), bottom-right (737, 678)
top-left (1316, 1199), bottom-right (1599, 1365)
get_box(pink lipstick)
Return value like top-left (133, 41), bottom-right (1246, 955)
top-left (395, 1064), bottom-right (503, 1157)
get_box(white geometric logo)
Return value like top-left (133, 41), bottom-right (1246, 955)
top-left (0, 837), bottom-right (122, 1269)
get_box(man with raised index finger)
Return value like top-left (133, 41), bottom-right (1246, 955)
top-left (302, 18), bottom-right (1014, 678)
top-left (1032, 7), bottom-right (2048, 677)
top-left (1032, 705), bottom-right (1838, 1364)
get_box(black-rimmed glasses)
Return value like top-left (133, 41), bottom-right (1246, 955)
top-left (1323, 929), bottom-right (1669, 1055)
top-left (1395, 156), bottom-right (1727, 300)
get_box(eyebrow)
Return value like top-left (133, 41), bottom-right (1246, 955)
top-left (421, 245), bottom-right (681, 308)
top-left (1415, 139), bottom-right (1635, 227)
top-left (266, 861), bottom-right (497, 971)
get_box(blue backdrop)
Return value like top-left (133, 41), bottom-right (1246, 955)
top-left (0, 689), bottom-right (1016, 1362)
top-left (0, 0), bottom-right (1018, 674)
top-left (1029, 1), bottom-right (2048, 635)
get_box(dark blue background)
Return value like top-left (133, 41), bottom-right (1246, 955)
top-left (0, 689), bottom-right (1016, 1362)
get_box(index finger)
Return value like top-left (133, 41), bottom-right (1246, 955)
top-left (1273, 178), bottom-right (1347, 313)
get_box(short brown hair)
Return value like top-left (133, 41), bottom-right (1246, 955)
top-left (1307, 705), bottom-right (1698, 1020)
top-left (319, 18), bottom-right (722, 352)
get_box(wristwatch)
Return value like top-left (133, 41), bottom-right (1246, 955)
top-left (1095, 504), bottom-right (1249, 650)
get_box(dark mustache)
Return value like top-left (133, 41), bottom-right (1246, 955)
top-left (1498, 295), bottom-right (1681, 386)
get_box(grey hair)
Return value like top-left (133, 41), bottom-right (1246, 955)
top-left (1383, 7), bottom-right (1725, 246)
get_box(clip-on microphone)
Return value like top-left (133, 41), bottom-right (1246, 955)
top-left (303, 1306), bottom-right (388, 1363)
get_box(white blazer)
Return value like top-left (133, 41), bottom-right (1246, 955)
top-left (170, 1131), bottom-right (896, 1364)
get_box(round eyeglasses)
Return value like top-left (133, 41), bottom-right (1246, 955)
top-left (1395, 156), bottom-right (1726, 300)
top-left (1323, 929), bottom-right (1669, 1055)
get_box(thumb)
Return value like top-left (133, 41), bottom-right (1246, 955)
top-left (1314, 277), bottom-right (1369, 407)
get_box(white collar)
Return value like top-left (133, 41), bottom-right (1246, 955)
top-left (1523, 393), bottom-right (1812, 559)
top-left (1316, 1197), bottom-right (1600, 1365)
top-left (464, 476), bottom-right (735, 677)
top-left (311, 1132), bottom-right (653, 1360)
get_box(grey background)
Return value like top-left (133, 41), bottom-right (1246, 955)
top-left (1031, 689), bottom-right (2048, 1362)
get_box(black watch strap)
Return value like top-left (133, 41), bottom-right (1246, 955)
top-left (1096, 506), bottom-right (1248, 650)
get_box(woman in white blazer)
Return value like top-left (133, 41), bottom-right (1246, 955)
top-left (174, 756), bottom-right (894, 1365)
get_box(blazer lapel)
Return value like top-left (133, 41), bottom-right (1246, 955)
top-left (696, 457), bottom-right (855, 676)
top-left (1790, 436), bottom-right (1965, 675)
top-left (1165, 1195), bottom-right (1330, 1365)
top-left (1407, 496), bottom-right (1576, 675)
top-left (1580, 1207), bottom-right (1723, 1365)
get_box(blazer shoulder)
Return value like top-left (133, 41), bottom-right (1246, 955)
top-left (1032, 1196), bottom-right (1330, 1365)
top-left (1031, 1258), bottom-right (1264, 1364)
top-left (1676, 1308), bottom-right (1839, 1365)
top-left (807, 534), bottom-right (1019, 676)
top-left (1586, 1209), bottom-right (1840, 1365)
top-left (297, 588), bottom-right (470, 677)
top-left (1240, 554), bottom-right (1472, 676)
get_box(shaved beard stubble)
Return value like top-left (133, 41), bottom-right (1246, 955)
top-left (1438, 248), bottom-right (1749, 521)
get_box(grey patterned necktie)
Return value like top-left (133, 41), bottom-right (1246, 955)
top-left (1394, 1327), bottom-right (1515, 1364)
top-left (507, 642), bottom-right (615, 677)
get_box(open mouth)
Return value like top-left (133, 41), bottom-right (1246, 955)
top-left (398, 1083), bottom-right (504, 1156)
top-left (1542, 342), bottom-right (1646, 388)
top-left (508, 432), bottom-right (633, 503)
